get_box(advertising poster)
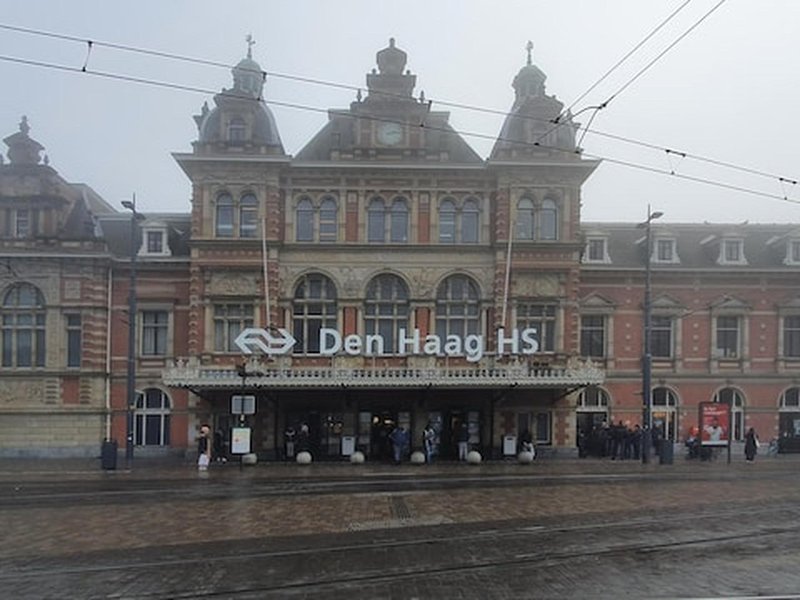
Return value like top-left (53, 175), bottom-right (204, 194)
top-left (699, 402), bottom-right (730, 446)
top-left (231, 427), bottom-right (252, 454)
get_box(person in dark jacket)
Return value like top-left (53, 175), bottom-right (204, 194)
top-left (744, 427), bottom-right (759, 462)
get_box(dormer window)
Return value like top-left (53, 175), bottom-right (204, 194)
top-left (228, 117), bottom-right (246, 142)
top-left (146, 231), bottom-right (164, 254)
top-left (652, 238), bottom-right (679, 264)
top-left (719, 238), bottom-right (746, 265)
top-left (584, 238), bottom-right (610, 263)
top-left (786, 239), bottom-right (800, 265)
top-left (139, 220), bottom-right (171, 257)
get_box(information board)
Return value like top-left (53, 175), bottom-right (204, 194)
top-left (231, 427), bottom-right (252, 454)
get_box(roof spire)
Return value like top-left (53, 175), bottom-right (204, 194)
top-left (246, 33), bottom-right (255, 59)
top-left (526, 40), bottom-right (533, 66)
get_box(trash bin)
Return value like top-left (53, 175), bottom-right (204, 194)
top-left (659, 439), bottom-right (674, 465)
top-left (101, 440), bottom-right (118, 470)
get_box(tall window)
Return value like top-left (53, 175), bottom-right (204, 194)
top-left (319, 196), bottom-right (338, 242)
top-left (439, 198), bottom-right (456, 243)
top-left (239, 194), bottom-right (258, 238)
top-left (713, 387), bottom-right (744, 441)
top-left (390, 197), bottom-right (408, 243)
top-left (780, 387), bottom-right (800, 440)
top-left (215, 194), bottom-right (234, 237)
top-left (364, 274), bottom-right (409, 353)
top-left (367, 197), bottom-right (386, 242)
top-left (15, 209), bottom-right (31, 238)
top-left (580, 315), bottom-right (606, 358)
top-left (2, 283), bottom-right (45, 367)
top-left (66, 314), bottom-right (81, 368)
top-left (540, 198), bottom-right (558, 240)
top-left (655, 239), bottom-right (674, 262)
top-left (293, 273), bottom-right (337, 354)
top-left (142, 310), bottom-right (169, 356)
top-left (585, 239), bottom-right (607, 263)
top-left (716, 316), bottom-right (740, 358)
top-left (435, 275), bottom-right (480, 339)
top-left (516, 198), bottom-right (534, 240)
top-left (146, 231), bottom-right (164, 254)
top-left (213, 303), bottom-right (254, 352)
top-left (296, 197), bottom-right (314, 242)
top-left (722, 240), bottom-right (743, 263)
top-left (438, 197), bottom-right (480, 244)
top-left (516, 303), bottom-right (557, 352)
top-left (650, 315), bottom-right (673, 358)
top-left (134, 388), bottom-right (171, 446)
top-left (784, 315), bottom-right (800, 358)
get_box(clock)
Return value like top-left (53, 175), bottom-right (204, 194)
top-left (377, 122), bottom-right (403, 146)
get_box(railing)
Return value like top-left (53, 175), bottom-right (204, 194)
top-left (162, 360), bottom-right (605, 389)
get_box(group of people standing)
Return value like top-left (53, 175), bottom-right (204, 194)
top-left (578, 421), bottom-right (646, 460)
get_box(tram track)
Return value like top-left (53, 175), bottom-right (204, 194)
top-left (4, 499), bottom-right (800, 598)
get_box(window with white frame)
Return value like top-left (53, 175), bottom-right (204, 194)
top-left (213, 303), bottom-right (254, 353)
top-left (540, 198), bottom-right (558, 240)
top-left (2, 283), bottom-right (46, 368)
top-left (713, 387), bottom-right (744, 441)
top-left (715, 315), bottom-right (740, 358)
top-left (367, 197), bottom-right (386, 242)
top-left (215, 193), bottom-right (234, 237)
top-left (435, 275), bottom-right (480, 339)
top-left (580, 314), bottom-right (606, 358)
top-left (141, 310), bottom-right (169, 356)
top-left (578, 386), bottom-right (609, 409)
top-left (650, 315), bottom-right (673, 358)
top-left (134, 388), bottom-right (171, 446)
top-left (390, 197), bottom-right (408, 243)
top-left (292, 273), bottom-right (337, 354)
top-left (784, 315), bottom-right (800, 358)
top-left (228, 117), bottom-right (246, 142)
top-left (654, 239), bottom-right (676, 263)
top-left (651, 387), bottom-right (678, 441)
top-left (585, 238), bottom-right (608, 263)
top-left (787, 240), bottom-right (800, 265)
top-left (145, 230), bottom-right (164, 254)
top-left (720, 239), bottom-right (746, 264)
top-left (516, 198), bottom-right (534, 240)
top-left (296, 197), bottom-right (314, 242)
top-left (364, 274), bottom-right (409, 353)
top-left (239, 194), bottom-right (258, 238)
top-left (318, 196), bottom-right (338, 242)
top-left (516, 302), bottom-right (557, 352)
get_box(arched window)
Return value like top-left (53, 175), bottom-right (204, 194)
top-left (439, 198), bottom-right (457, 243)
top-left (517, 198), bottom-right (534, 240)
top-left (435, 275), bottom-right (480, 339)
top-left (367, 197), bottom-right (386, 243)
top-left (390, 197), bottom-right (408, 243)
top-left (539, 198), bottom-right (558, 241)
top-left (239, 193), bottom-right (258, 238)
top-left (295, 197), bottom-right (314, 242)
top-left (713, 387), bottom-right (744, 441)
top-left (228, 117), bottom-right (246, 142)
top-left (319, 196), bottom-right (338, 243)
top-left (215, 193), bottom-right (234, 237)
top-left (2, 283), bottom-right (46, 367)
top-left (462, 197), bottom-right (480, 243)
top-left (292, 273), bottom-right (337, 354)
top-left (578, 386), bottom-right (609, 410)
top-left (651, 387), bottom-right (678, 441)
top-left (365, 274), bottom-right (409, 353)
top-left (134, 388), bottom-right (171, 446)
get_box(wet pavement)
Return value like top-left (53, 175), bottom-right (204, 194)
top-left (2, 453), bottom-right (800, 598)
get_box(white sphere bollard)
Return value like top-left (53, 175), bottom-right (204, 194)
top-left (349, 451), bottom-right (365, 464)
top-left (517, 451), bottom-right (534, 464)
top-left (467, 450), bottom-right (482, 464)
top-left (241, 453), bottom-right (258, 466)
top-left (410, 450), bottom-right (426, 465)
top-left (296, 451), bottom-right (312, 465)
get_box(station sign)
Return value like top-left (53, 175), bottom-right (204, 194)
top-left (235, 327), bottom-right (538, 363)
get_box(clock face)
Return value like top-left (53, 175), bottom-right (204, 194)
top-left (377, 122), bottom-right (403, 146)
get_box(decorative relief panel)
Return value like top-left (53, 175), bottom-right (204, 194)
top-left (0, 380), bottom-right (46, 406)
top-left (206, 272), bottom-right (259, 296)
top-left (512, 273), bottom-right (561, 297)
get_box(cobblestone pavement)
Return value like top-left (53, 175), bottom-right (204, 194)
top-left (2, 455), bottom-right (800, 598)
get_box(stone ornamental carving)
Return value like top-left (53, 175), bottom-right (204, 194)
top-left (207, 272), bottom-right (259, 296)
top-left (513, 274), bottom-right (560, 297)
top-left (0, 380), bottom-right (45, 406)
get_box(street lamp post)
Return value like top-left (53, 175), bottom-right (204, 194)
top-left (640, 206), bottom-right (663, 464)
top-left (121, 195), bottom-right (141, 466)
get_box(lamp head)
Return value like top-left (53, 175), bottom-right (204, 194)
top-left (650, 211), bottom-right (664, 221)
top-left (121, 200), bottom-right (135, 211)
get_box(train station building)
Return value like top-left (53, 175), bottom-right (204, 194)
top-left (2, 40), bottom-right (799, 459)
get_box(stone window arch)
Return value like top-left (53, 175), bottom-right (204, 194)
top-left (292, 273), bottom-right (338, 354)
top-left (318, 196), bottom-right (338, 243)
top-left (239, 193), bottom-right (258, 238)
top-left (367, 197), bottom-right (386, 243)
top-left (134, 388), bottom-right (172, 446)
top-left (364, 273), bottom-right (409, 352)
top-left (651, 387), bottom-right (678, 441)
top-left (435, 274), bottom-right (481, 339)
top-left (390, 197), bottom-right (409, 243)
top-left (215, 193), bottom-right (234, 237)
top-left (712, 387), bottom-right (745, 441)
top-left (295, 196), bottom-right (314, 242)
top-left (517, 197), bottom-right (534, 240)
top-left (539, 198), bottom-right (558, 240)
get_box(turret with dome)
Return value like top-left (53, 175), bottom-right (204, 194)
top-left (192, 35), bottom-right (284, 155)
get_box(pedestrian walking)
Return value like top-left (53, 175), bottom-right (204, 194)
top-left (197, 424), bottom-right (211, 471)
top-left (744, 427), bottom-right (759, 462)
top-left (457, 422), bottom-right (469, 461)
top-left (284, 424), bottom-right (296, 460)
top-left (423, 422), bottom-right (436, 463)
top-left (389, 425), bottom-right (406, 464)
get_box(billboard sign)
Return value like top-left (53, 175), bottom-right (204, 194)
top-left (699, 402), bottom-right (730, 447)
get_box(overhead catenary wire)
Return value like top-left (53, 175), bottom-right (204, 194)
top-left (0, 49), bottom-right (796, 206)
top-left (0, 16), bottom-right (794, 189)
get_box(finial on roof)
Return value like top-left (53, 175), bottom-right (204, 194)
top-left (356, 88), bottom-right (362, 102)
top-left (526, 41), bottom-right (533, 66)
top-left (246, 33), bottom-right (255, 59)
top-left (19, 115), bottom-right (30, 136)
top-left (43, 154), bottom-right (49, 166)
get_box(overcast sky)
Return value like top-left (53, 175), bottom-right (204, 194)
top-left (1, 1), bottom-right (798, 223)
